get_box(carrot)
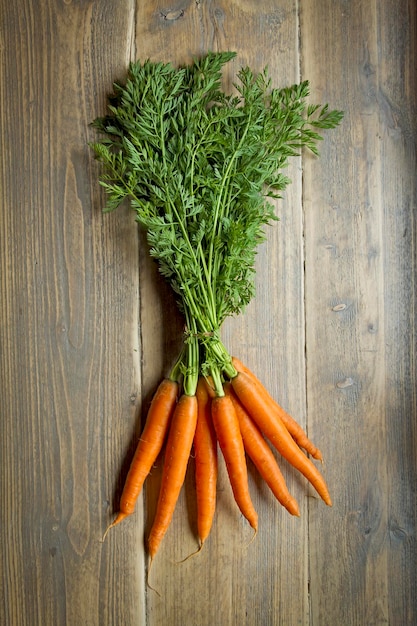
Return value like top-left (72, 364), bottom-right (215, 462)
top-left (201, 375), bottom-right (217, 399)
top-left (224, 382), bottom-right (300, 517)
top-left (231, 371), bottom-right (332, 506)
top-left (104, 378), bottom-right (179, 537)
top-left (193, 377), bottom-right (218, 547)
top-left (232, 357), bottom-right (323, 461)
top-left (148, 393), bottom-right (198, 560)
top-left (211, 393), bottom-right (258, 532)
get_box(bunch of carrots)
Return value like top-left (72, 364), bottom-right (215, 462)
top-left (91, 52), bottom-right (342, 561)
top-left (103, 351), bottom-right (331, 560)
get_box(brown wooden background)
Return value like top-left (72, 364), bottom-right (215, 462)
top-left (1, 1), bottom-right (416, 624)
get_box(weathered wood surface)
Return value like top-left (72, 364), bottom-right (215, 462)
top-left (0, 1), bottom-right (415, 624)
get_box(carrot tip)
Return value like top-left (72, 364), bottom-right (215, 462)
top-left (246, 525), bottom-right (258, 547)
top-left (176, 541), bottom-right (205, 564)
top-left (307, 491), bottom-right (332, 507)
top-left (146, 557), bottom-right (161, 597)
top-left (101, 512), bottom-right (129, 542)
top-left (289, 500), bottom-right (301, 517)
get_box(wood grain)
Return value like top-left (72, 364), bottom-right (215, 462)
top-left (0, 1), bottom-right (415, 625)
top-left (0, 2), bottom-right (144, 625)
top-left (301, 0), bottom-right (417, 624)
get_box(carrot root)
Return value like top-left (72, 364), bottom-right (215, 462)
top-left (101, 512), bottom-right (129, 542)
top-left (232, 357), bottom-right (323, 461)
top-left (177, 542), bottom-right (205, 563)
top-left (225, 382), bottom-right (300, 517)
top-left (148, 394), bottom-right (198, 559)
top-left (146, 557), bottom-right (161, 597)
top-left (211, 394), bottom-right (258, 532)
top-left (194, 377), bottom-right (218, 546)
top-left (105, 378), bottom-right (179, 541)
top-left (231, 371), bottom-right (332, 507)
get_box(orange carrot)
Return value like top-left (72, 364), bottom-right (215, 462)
top-left (211, 393), bottom-right (258, 532)
top-left (194, 377), bottom-right (218, 547)
top-left (231, 371), bottom-right (332, 506)
top-left (104, 378), bottom-right (178, 536)
top-left (148, 393), bottom-right (198, 560)
top-left (224, 382), bottom-right (300, 517)
top-left (201, 375), bottom-right (217, 399)
top-left (232, 357), bottom-right (323, 461)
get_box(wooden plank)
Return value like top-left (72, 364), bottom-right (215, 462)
top-left (301, 0), bottom-right (417, 624)
top-left (135, 2), bottom-right (311, 624)
top-left (378, 2), bottom-right (417, 622)
top-left (0, 2), bottom-right (145, 625)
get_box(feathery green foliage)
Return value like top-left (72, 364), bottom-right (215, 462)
top-left (91, 51), bottom-right (343, 394)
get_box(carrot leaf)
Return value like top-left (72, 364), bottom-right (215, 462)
top-left (91, 51), bottom-right (343, 393)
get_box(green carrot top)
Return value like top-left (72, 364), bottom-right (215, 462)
top-left (90, 51), bottom-right (343, 395)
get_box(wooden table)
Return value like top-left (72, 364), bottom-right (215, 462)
top-left (1, 1), bottom-right (416, 624)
